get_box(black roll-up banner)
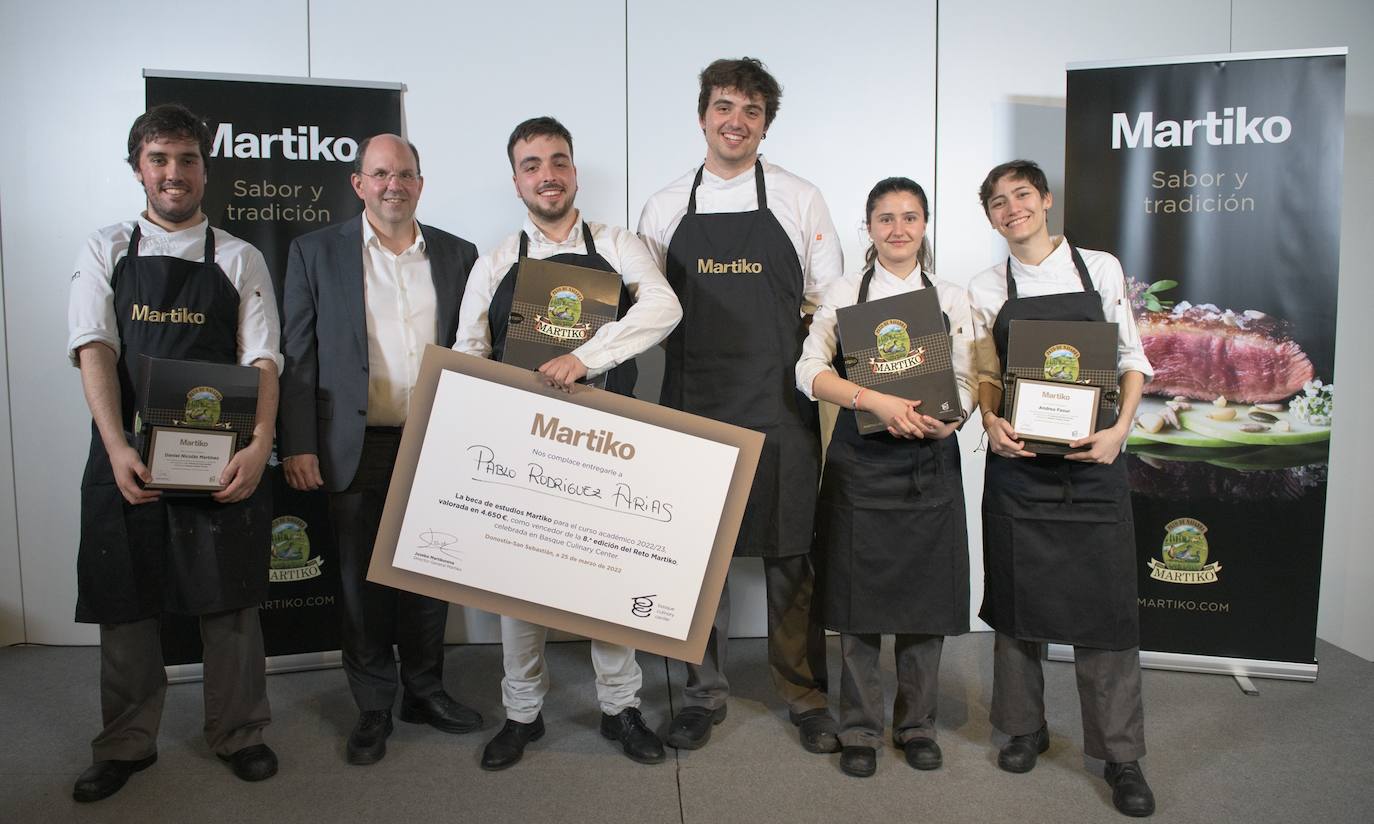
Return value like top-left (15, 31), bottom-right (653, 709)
top-left (1065, 51), bottom-right (1345, 667)
top-left (146, 72), bottom-right (402, 665)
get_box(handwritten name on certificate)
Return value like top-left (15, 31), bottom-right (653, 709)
top-left (392, 370), bottom-right (740, 641)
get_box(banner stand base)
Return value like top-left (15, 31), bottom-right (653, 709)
top-left (1047, 644), bottom-right (1317, 683)
top-left (166, 651), bottom-right (342, 685)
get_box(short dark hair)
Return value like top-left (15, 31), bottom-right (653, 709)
top-left (126, 103), bottom-right (212, 171)
top-left (352, 134), bottom-right (422, 175)
top-left (697, 57), bottom-right (782, 129)
top-left (864, 177), bottom-right (933, 272)
top-left (506, 116), bottom-right (574, 169)
top-left (978, 159), bottom-right (1050, 214)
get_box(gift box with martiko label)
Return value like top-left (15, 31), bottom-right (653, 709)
top-left (835, 288), bottom-right (962, 436)
top-left (502, 257), bottom-right (624, 387)
top-left (135, 355), bottom-right (260, 490)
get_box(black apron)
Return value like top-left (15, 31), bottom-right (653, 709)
top-left (979, 246), bottom-right (1138, 650)
top-left (661, 161), bottom-right (820, 558)
top-left (488, 221), bottom-right (638, 396)
top-left (76, 224), bottom-right (271, 624)
top-left (813, 266), bottom-right (970, 635)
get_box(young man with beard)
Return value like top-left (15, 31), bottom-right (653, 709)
top-left (453, 116), bottom-right (681, 769)
top-left (968, 159), bottom-right (1156, 817)
top-left (280, 134), bottom-right (483, 765)
top-left (66, 103), bottom-right (281, 801)
top-left (637, 56), bottom-right (843, 754)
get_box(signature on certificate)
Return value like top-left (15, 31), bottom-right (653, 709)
top-left (418, 529), bottom-right (458, 551)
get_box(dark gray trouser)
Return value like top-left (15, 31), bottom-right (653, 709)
top-left (838, 633), bottom-right (943, 748)
top-left (683, 555), bottom-right (829, 715)
top-left (93, 608), bottom-right (270, 761)
top-left (330, 429), bottom-right (448, 711)
top-left (990, 632), bottom-right (1146, 762)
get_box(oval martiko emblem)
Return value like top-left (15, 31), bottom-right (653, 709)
top-left (269, 515), bottom-right (324, 583)
top-left (1043, 344), bottom-right (1081, 382)
top-left (1147, 517), bottom-right (1222, 584)
top-left (536, 286), bottom-right (592, 341)
top-left (183, 386), bottom-right (223, 427)
top-left (868, 319), bottom-right (925, 374)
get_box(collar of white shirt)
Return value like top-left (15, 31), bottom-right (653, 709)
top-left (361, 216), bottom-right (426, 256)
top-left (521, 210), bottom-right (586, 249)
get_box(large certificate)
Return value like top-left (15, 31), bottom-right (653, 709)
top-left (369, 346), bottom-right (764, 663)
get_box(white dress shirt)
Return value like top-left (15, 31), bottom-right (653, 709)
top-left (452, 214), bottom-right (681, 377)
top-left (967, 237), bottom-right (1153, 388)
top-left (360, 217), bottom-right (437, 426)
top-left (67, 215), bottom-right (281, 370)
top-left (636, 156), bottom-right (844, 308)
top-left (797, 261), bottom-right (977, 417)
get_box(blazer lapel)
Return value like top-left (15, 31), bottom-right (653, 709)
top-left (338, 215), bottom-right (367, 356)
top-left (422, 223), bottom-right (457, 343)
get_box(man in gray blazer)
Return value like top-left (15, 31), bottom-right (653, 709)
top-left (279, 133), bottom-right (481, 765)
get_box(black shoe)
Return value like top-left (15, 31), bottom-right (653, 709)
top-left (600, 707), bottom-right (666, 764)
top-left (1105, 760), bottom-right (1156, 817)
top-left (665, 705), bottom-right (727, 750)
top-left (998, 724), bottom-right (1050, 773)
top-left (839, 745), bottom-right (877, 777)
top-left (218, 743), bottom-right (278, 782)
top-left (790, 707), bottom-right (840, 754)
top-left (480, 715), bottom-right (545, 771)
top-left (346, 709), bottom-right (393, 765)
top-left (903, 737), bottom-right (943, 770)
top-left (399, 690), bottom-right (483, 734)
top-left (72, 753), bottom-right (157, 802)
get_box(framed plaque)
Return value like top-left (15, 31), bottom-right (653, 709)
top-left (1009, 378), bottom-right (1102, 448)
top-left (835, 287), bottom-right (962, 435)
top-left (145, 425), bottom-right (238, 491)
top-left (368, 346), bottom-right (764, 664)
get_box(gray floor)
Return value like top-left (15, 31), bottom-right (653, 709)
top-left (2, 633), bottom-right (1371, 823)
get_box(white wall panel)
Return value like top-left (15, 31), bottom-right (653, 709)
top-left (0, 244), bottom-right (19, 645)
top-left (1231, 0), bottom-right (1374, 660)
top-left (0, 1), bottom-right (308, 644)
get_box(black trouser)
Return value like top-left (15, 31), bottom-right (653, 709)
top-left (683, 555), bottom-right (828, 715)
top-left (990, 632), bottom-right (1146, 762)
top-left (838, 633), bottom-right (943, 748)
top-left (330, 428), bottom-right (448, 712)
top-left (93, 608), bottom-right (270, 760)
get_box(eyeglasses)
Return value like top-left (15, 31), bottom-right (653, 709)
top-left (358, 170), bottom-right (420, 184)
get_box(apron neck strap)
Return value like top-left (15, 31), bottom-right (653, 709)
top-left (863, 263), bottom-right (933, 303)
top-left (686, 160), bottom-right (767, 215)
top-left (1004, 243), bottom-right (1091, 300)
top-left (857, 264), bottom-right (875, 303)
top-left (126, 223), bottom-right (215, 263)
top-left (519, 221), bottom-right (597, 259)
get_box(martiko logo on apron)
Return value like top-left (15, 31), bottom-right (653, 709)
top-left (696, 257), bottom-right (763, 274)
top-left (1147, 517), bottom-right (1223, 584)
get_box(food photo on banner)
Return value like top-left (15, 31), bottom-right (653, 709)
top-left (1064, 49), bottom-right (1346, 671)
top-left (145, 71), bottom-right (403, 666)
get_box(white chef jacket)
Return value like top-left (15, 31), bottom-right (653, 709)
top-left (360, 217), bottom-right (437, 426)
top-left (67, 215), bottom-right (282, 371)
top-left (797, 261), bottom-right (978, 418)
top-left (636, 156), bottom-right (843, 308)
top-left (967, 237), bottom-right (1152, 388)
top-left (452, 214), bottom-right (681, 377)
